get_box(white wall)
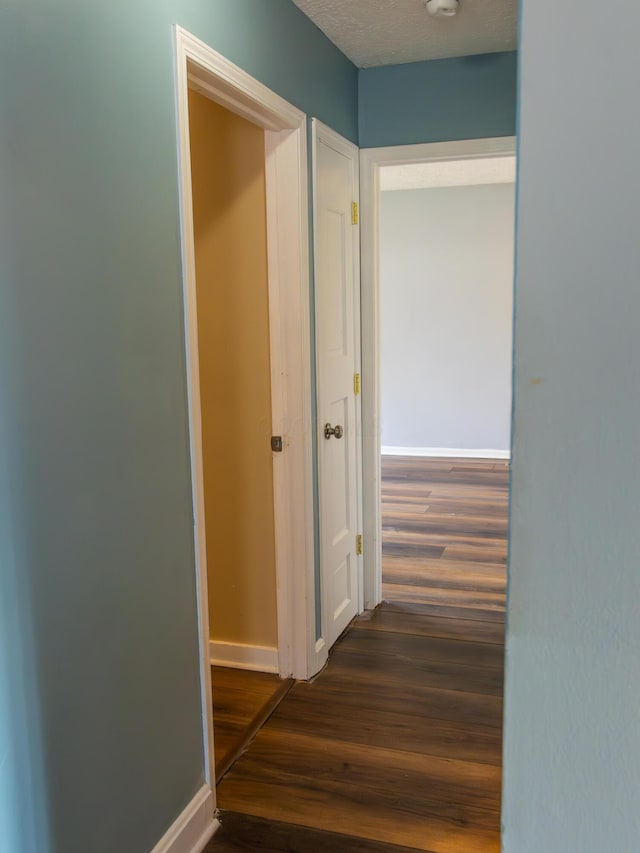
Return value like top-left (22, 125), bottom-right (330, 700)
top-left (380, 183), bottom-right (515, 454)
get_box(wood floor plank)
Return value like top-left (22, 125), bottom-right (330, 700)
top-left (208, 812), bottom-right (438, 853)
top-left (382, 541), bottom-right (447, 559)
top-left (218, 774), bottom-right (499, 853)
top-left (211, 667), bottom-right (293, 782)
top-left (382, 555), bottom-right (507, 576)
top-left (382, 568), bottom-right (506, 594)
top-left (379, 599), bottom-right (506, 623)
top-left (384, 513), bottom-right (508, 538)
top-left (356, 606), bottom-right (505, 645)
top-left (270, 673), bottom-right (503, 729)
top-left (211, 719), bottom-right (248, 769)
top-left (441, 544), bottom-right (508, 564)
top-left (382, 484), bottom-right (504, 500)
top-left (413, 497), bottom-right (508, 515)
top-left (382, 583), bottom-right (505, 614)
top-left (314, 646), bottom-right (503, 696)
top-left (383, 533), bottom-right (507, 552)
top-left (226, 728), bottom-right (502, 812)
top-left (213, 686), bottom-right (280, 722)
top-left (383, 531), bottom-right (508, 553)
top-left (265, 690), bottom-right (503, 764)
top-left (382, 501), bottom-right (431, 514)
top-left (338, 627), bottom-right (504, 670)
top-left (212, 667), bottom-right (285, 696)
top-left (383, 472), bottom-right (507, 488)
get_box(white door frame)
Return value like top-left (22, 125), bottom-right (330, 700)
top-left (311, 119), bottom-right (364, 658)
top-left (359, 136), bottom-right (517, 611)
top-left (174, 25), bottom-right (316, 792)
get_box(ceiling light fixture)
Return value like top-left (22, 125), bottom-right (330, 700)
top-left (424, 0), bottom-right (459, 17)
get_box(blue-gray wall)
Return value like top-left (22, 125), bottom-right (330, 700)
top-left (0, 2), bottom-right (356, 852)
top-left (502, 0), bottom-right (640, 849)
top-left (359, 51), bottom-right (517, 148)
top-left (0, 401), bottom-right (49, 853)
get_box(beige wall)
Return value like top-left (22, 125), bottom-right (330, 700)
top-left (188, 89), bottom-right (278, 649)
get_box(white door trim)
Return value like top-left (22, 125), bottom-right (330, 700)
top-left (360, 136), bottom-right (517, 610)
top-left (312, 119), bottom-right (363, 662)
top-left (150, 785), bottom-right (218, 853)
top-left (174, 25), bottom-right (315, 795)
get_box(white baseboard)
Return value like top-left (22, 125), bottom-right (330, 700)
top-left (209, 640), bottom-right (279, 673)
top-left (150, 784), bottom-right (218, 853)
top-left (381, 446), bottom-right (511, 460)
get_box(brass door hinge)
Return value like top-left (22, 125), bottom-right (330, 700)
top-left (354, 373), bottom-right (361, 396)
top-left (356, 534), bottom-right (363, 556)
top-left (352, 201), bottom-right (359, 225)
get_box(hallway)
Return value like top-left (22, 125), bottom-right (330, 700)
top-left (208, 458), bottom-right (507, 852)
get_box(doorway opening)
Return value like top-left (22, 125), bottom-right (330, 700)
top-left (359, 137), bottom-right (517, 609)
top-left (377, 154), bottom-right (515, 620)
top-left (174, 26), bottom-right (318, 803)
top-left (187, 88), bottom-right (295, 783)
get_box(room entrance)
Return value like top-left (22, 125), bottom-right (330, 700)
top-left (376, 154), bottom-right (515, 621)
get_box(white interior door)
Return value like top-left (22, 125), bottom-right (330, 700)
top-left (313, 120), bottom-right (362, 652)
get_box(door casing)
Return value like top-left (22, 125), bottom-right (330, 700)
top-left (174, 26), bottom-right (317, 797)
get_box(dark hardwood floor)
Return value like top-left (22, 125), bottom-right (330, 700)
top-left (208, 457), bottom-right (507, 852)
top-left (212, 667), bottom-right (293, 782)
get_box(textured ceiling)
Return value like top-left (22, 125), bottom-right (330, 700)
top-left (380, 156), bottom-right (516, 191)
top-left (292, 0), bottom-right (517, 67)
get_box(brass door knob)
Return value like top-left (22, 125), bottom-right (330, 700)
top-left (324, 423), bottom-right (344, 440)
